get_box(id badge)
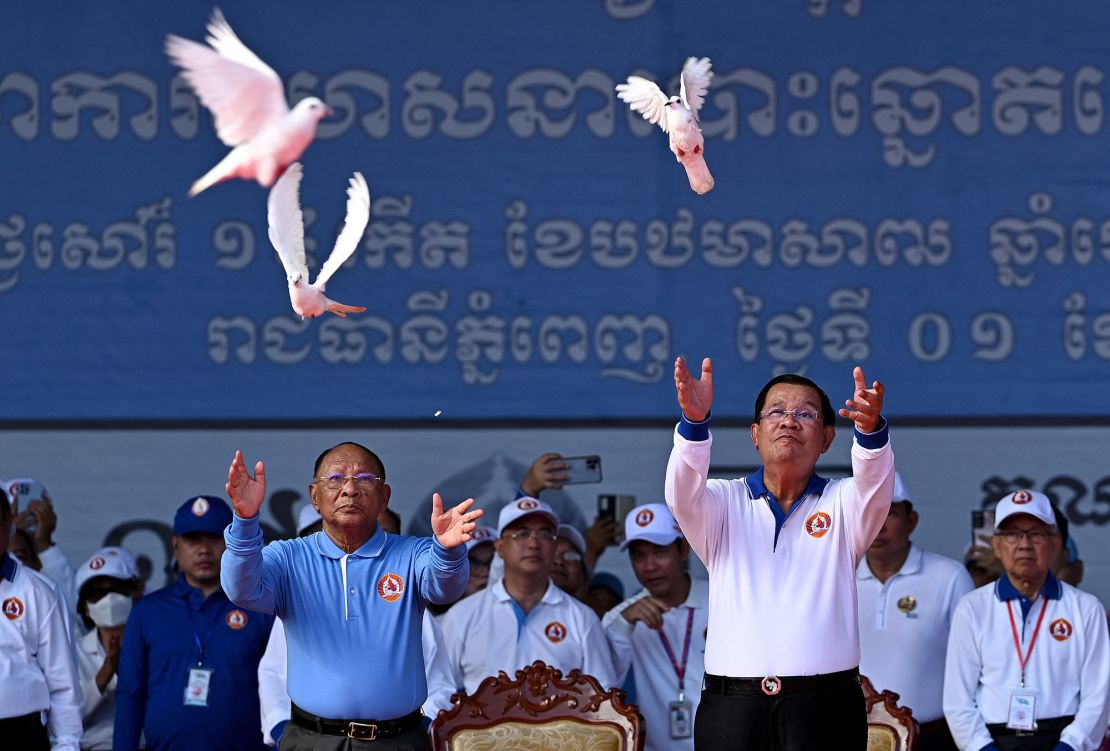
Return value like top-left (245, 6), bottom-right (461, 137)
top-left (184, 667), bottom-right (214, 707)
top-left (669, 699), bottom-right (693, 739)
top-left (1006, 688), bottom-right (1037, 731)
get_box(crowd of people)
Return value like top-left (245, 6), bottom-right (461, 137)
top-left (2, 362), bottom-right (1109, 751)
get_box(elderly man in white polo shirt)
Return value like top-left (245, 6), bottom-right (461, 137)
top-left (857, 473), bottom-right (974, 751)
top-left (603, 503), bottom-right (709, 751)
top-left (0, 481), bottom-right (83, 750)
top-left (440, 497), bottom-right (618, 693)
top-left (669, 360), bottom-right (893, 751)
top-left (944, 490), bottom-right (1110, 751)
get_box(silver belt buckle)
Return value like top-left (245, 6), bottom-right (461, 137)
top-left (348, 721), bottom-right (378, 740)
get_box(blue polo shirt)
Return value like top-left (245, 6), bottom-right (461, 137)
top-left (113, 576), bottom-right (274, 751)
top-left (221, 516), bottom-right (468, 721)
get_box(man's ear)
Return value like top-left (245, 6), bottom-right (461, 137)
top-left (749, 423), bottom-right (760, 451)
top-left (308, 484), bottom-right (318, 508)
top-left (820, 425), bottom-right (836, 453)
top-left (381, 484), bottom-right (392, 506)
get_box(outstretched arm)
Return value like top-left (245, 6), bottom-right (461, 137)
top-left (221, 450), bottom-right (283, 613)
top-left (420, 493), bottom-right (485, 604)
top-left (840, 366), bottom-right (895, 559)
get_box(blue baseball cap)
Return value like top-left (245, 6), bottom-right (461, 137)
top-left (588, 572), bottom-right (625, 600)
top-left (173, 495), bottom-right (233, 536)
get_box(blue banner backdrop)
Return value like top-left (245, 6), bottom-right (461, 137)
top-left (2, 0), bottom-right (1108, 420)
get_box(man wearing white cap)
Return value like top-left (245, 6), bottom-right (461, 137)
top-left (440, 497), bottom-right (618, 693)
top-left (551, 524), bottom-right (589, 602)
top-left (74, 547), bottom-right (142, 750)
top-left (944, 490), bottom-right (1110, 751)
top-left (0, 482), bottom-right (82, 751)
top-left (603, 503), bottom-right (709, 751)
top-left (856, 473), bottom-right (974, 751)
top-left (462, 525), bottom-right (497, 599)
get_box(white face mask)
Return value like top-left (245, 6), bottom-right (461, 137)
top-left (87, 592), bottom-right (133, 628)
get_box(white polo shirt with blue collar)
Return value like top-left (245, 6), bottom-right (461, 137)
top-left (439, 578), bottom-right (619, 694)
top-left (943, 573), bottom-right (1110, 751)
top-left (665, 414), bottom-right (895, 678)
top-left (856, 544), bottom-right (974, 722)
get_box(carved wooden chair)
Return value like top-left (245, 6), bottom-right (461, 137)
top-left (862, 674), bottom-right (918, 751)
top-left (430, 660), bottom-right (644, 751)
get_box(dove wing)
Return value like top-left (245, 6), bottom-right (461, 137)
top-left (313, 173), bottom-right (370, 289)
top-left (267, 162), bottom-right (310, 281)
top-left (616, 76), bottom-right (670, 133)
top-left (679, 57), bottom-right (713, 118)
top-left (165, 9), bottom-right (288, 147)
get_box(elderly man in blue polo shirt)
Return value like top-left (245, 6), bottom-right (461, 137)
top-left (221, 441), bottom-right (482, 751)
top-left (669, 359), bottom-right (894, 751)
top-left (114, 495), bottom-right (275, 751)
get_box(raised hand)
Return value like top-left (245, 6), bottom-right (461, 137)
top-left (430, 492), bottom-right (485, 549)
top-left (838, 366), bottom-right (884, 434)
top-left (674, 356), bottom-right (714, 422)
top-left (521, 453), bottom-right (570, 497)
top-left (226, 450), bottom-right (266, 519)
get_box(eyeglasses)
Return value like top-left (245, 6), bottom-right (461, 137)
top-left (995, 529), bottom-right (1054, 545)
top-left (503, 528), bottom-right (558, 543)
top-left (312, 473), bottom-right (383, 490)
top-left (760, 408), bottom-right (821, 423)
top-left (557, 550), bottom-right (583, 563)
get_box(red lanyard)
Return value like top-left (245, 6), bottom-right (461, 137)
top-left (658, 607), bottom-right (695, 696)
top-left (1006, 597), bottom-right (1049, 688)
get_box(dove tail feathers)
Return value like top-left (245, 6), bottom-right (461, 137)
top-left (188, 151), bottom-right (241, 197)
top-left (326, 300), bottom-right (367, 318)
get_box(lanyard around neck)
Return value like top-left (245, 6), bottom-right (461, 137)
top-left (657, 607), bottom-right (695, 693)
top-left (1006, 597), bottom-right (1049, 688)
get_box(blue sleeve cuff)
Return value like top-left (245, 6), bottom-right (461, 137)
top-left (853, 416), bottom-right (889, 450)
top-left (432, 534), bottom-right (467, 560)
top-left (677, 411), bottom-right (711, 442)
top-left (271, 720), bottom-right (288, 745)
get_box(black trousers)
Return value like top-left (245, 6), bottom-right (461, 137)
top-left (280, 722), bottom-right (431, 751)
top-left (0, 712), bottom-right (50, 751)
top-left (986, 715), bottom-right (1075, 751)
top-left (917, 718), bottom-right (960, 751)
top-left (695, 675), bottom-right (867, 751)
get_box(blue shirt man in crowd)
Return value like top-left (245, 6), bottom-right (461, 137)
top-left (114, 495), bottom-right (275, 751)
top-left (221, 441), bottom-right (483, 751)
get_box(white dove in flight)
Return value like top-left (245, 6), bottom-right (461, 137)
top-left (267, 162), bottom-right (370, 319)
top-left (166, 9), bottom-right (331, 197)
top-left (616, 56), bottom-right (715, 195)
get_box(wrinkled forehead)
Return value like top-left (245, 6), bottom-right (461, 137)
top-left (320, 445), bottom-right (381, 474)
top-left (763, 383), bottom-right (823, 409)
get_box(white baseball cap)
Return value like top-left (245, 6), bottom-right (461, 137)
top-left (557, 524), bottom-right (587, 556)
top-left (76, 546), bottom-right (140, 595)
top-left (296, 504), bottom-right (322, 535)
top-left (466, 525), bottom-right (498, 551)
top-left (497, 497), bottom-right (559, 534)
top-left (620, 503), bottom-right (684, 551)
top-left (994, 489), bottom-right (1056, 530)
top-left (893, 472), bottom-right (911, 503)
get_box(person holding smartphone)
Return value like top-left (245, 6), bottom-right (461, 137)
top-left (669, 358), bottom-right (893, 751)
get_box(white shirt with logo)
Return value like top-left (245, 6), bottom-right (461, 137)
top-left (856, 545), bottom-right (974, 722)
top-left (666, 427), bottom-right (895, 677)
top-left (0, 555), bottom-right (83, 750)
top-left (603, 576), bottom-right (709, 751)
top-left (440, 579), bottom-right (619, 693)
top-left (943, 579), bottom-right (1110, 751)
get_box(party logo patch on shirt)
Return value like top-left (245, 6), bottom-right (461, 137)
top-left (225, 609), bottom-right (248, 630)
top-left (1049, 617), bottom-right (1073, 641)
top-left (544, 621), bottom-right (568, 643)
top-left (377, 573), bottom-right (405, 602)
top-left (635, 508), bottom-right (655, 526)
top-left (2, 596), bottom-right (25, 620)
top-left (804, 511), bottom-right (832, 538)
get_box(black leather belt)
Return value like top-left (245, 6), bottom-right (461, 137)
top-left (291, 703), bottom-right (422, 741)
top-left (703, 667), bottom-right (860, 696)
top-left (986, 715), bottom-right (1074, 739)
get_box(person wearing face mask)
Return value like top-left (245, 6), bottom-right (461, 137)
top-left (74, 547), bottom-right (142, 750)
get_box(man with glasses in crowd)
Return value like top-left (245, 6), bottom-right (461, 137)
top-left (440, 497), bottom-right (618, 693)
top-left (221, 442), bottom-right (483, 751)
top-left (944, 490), bottom-right (1110, 751)
top-left (668, 360), bottom-right (894, 751)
